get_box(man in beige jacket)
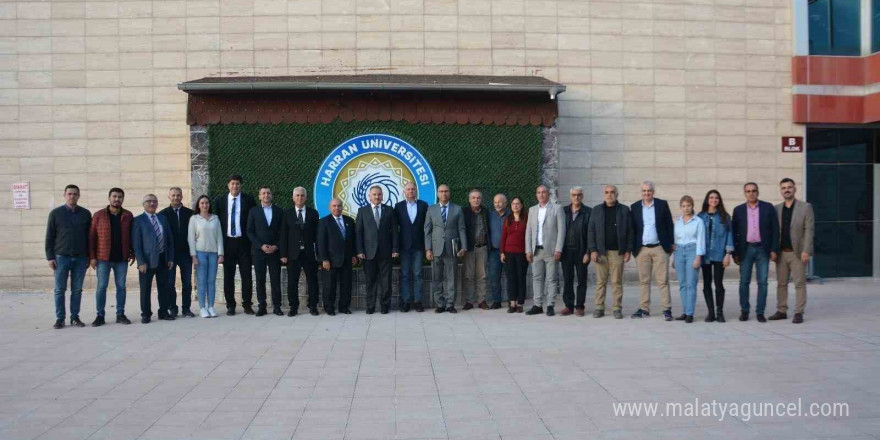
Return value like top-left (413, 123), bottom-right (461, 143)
top-left (769, 178), bottom-right (814, 324)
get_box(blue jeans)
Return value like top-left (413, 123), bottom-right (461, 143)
top-left (196, 251), bottom-right (218, 309)
top-left (673, 243), bottom-right (699, 316)
top-left (54, 255), bottom-right (88, 320)
top-left (739, 244), bottom-right (770, 315)
top-left (487, 248), bottom-right (504, 302)
top-left (168, 251), bottom-right (192, 314)
top-left (95, 260), bottom-right (128, 317)
top-left (399, 250), bottom-right (424, 303)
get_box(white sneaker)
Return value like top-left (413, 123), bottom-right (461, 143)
top-left (208, 307), bottom-right (217, 317)
top-left (199, 308), bottom-right (209, 318)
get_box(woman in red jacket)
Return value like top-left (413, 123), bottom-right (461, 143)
top-left (501, 197), bottom-right (528, 313)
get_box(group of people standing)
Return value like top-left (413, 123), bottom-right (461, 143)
top-left (45, 174), bottom-right (814, 329)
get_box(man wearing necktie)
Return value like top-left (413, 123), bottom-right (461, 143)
top-left (213, 175), bottom-right (257, 315)
top-left (355, 186), bottom-right (399, 314)
top-left (317, 198), bottom-right (358, 315)
top-left (280, 187), bottom-right (320, 316)
top-left (159, 187), bottom-right (194, 318)
top-left (133, 194), bottom-right (175, 324)
top-left (425, 184), bottom-right (467, 313)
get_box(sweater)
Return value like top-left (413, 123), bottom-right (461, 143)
top-left (188, 214), bottom-right (224, 256)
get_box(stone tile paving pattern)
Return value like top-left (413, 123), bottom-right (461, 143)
top-left (0, 279), bottom-right (878, 440)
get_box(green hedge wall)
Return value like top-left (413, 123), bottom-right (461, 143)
top-left (207, 121), bottom-right (543, 210)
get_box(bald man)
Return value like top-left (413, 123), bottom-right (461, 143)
top-left (587, 185), bottom-right (634, 319)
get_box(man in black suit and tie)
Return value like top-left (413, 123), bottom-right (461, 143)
top-left (356, 185), bottom-right (399, 314)
top-left (394, 182), bottom-right (428, 313)
top-left (247, 186), bottom-right (284, 316)
top-left (213, 174), bottom-right (257, 315)
top-left (280, 187), bottom-right (320, 316)
top-left (317, 198), bottom-right (358, 315)
top-left (159, 187), bottom-right (194, 318)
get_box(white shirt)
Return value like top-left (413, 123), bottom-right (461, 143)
top-left (406, 200), bottom-right (418, 224)
top-left (262, 204), bottom-right (273, 225)
top-left (674, 215), bottom-right (706, 256)
top-left (537, 203), bottom-right (547, 246)
top-left (227, 193), bottom-right (242, 237)
top-left (641, 200), bottom-right (659, 245)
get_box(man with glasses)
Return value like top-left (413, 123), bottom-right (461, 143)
top-left (560, 187), bottom-right (591, 316)
top-left (731, 182), bottom-right (779, 323)
top-left (133, 194), bottom-right (175, 323)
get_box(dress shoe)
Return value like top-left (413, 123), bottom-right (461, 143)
top-left (490, 302), bottom-right (502, 309)
top-left (516, 305), bottom-right (523, 313)
top-left (401, 303), bottom-right (410, 313)
top-left (327, 310), bottom-right (336, 316)
top-left (340, 308), bottom-right (352, 314)
top-left (169, 311), bottom-right (178, 318)
top-left (675, 314), bottom-right (687, 321)
top-left (141, 316), bottom-right (151, 324)
top-left (756, 314), bottom-right (766, 323)
top-left (507, 306), bottom-right (516, 313)
top-left (70, 317), bottom-right (85, 327)
top-left (159, 315), bottom-right (175, 321)
top-left (793, 313), bottom-right (804, 324)
top-left (613, 310), bottom-right (623, 319)
top-left (380, 306), bottom-right (389, 314)
top-left (560, 307), bottom-right (573, 316)
top-left (182, 310), bottom-right (196, 318)
top-left (593, 309), bottom-right (604, 318)
top-left (243, 306), bottom-right (255, 315)
top-left (116, 314), bottom-right (131, 325)
top-left (227, 308), bottom-right (236, 316)
top-left (255, 309), bottom-right (267, 317)
top-left (463, 302), bottom-right (474, 311)
top-left (575, 307), bottom-right (585, 317)
top-left (478, 301), bottom-right (489, 310)
top-left (53, 319), bottom-right (64, 329)
top-left (525, 306), bottom-right (543, 315)
top-left (631, 309), bottom-right (649, 319)
top-left (739, 312), bottom-right (749, 321)
top-left (704, 314), bottom-right (716, 323)
top-left (435, 306), bottom-right (446, 313)
top-left (366, 308), bottom-right (375, 315)
top-left (768, 311), bottom-right (787, 321)
top-left (446, 306), bottom-right (457, 314)
top-left (91, 316), bottom-right (105, 327)
top-left (546, 306), bottom-right (555, 317)
top-left (310, 308), bottom-right (319, 316)
top-left (273, 309), bottom-right (284, 316)
top-left (716, 312), bottom-right (726, 323)
top-left (287, 310), bottom-right (297, 317)
top-left (200, 308), bottom-right (209, 318)
top-left (414, 303), bottom-right (424, 313)
top-left (685, 315), bottom-right (694, 323)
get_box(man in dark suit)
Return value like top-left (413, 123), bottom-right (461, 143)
top-left (280, 187), bottom-right (320, 316)
top-left (732, 182), bottom-right (780, 323)
top-left (247, 186), bottom-right (284, 316)
top-left (394, 182), bottom-right (428, 312)
top-left (159, 187), bottom-right (194, 318)
top-left (356, 185), bottom-right (399, 314)
top-left (561, 186), bottom-right (592, 316)
top-left (133, 194), bottom-right (175, 323)
top-left (629, 181), bottom-right (675, 320)
top-left (317, 198), bottom-right (358, 315)
top-left (213, 174), bottom-right (257, 315)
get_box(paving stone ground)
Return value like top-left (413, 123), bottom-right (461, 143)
top-left (0, 278), bottom-right (879, 440)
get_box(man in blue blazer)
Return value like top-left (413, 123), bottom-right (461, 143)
top-left (630, 181), bottom-right (675, 320)
top-left (731, 182), bottom-right (780, 323)
top-left (394, 182), bottom-right (429, 313)
top-left (133, 194), bottom-right (175, 324)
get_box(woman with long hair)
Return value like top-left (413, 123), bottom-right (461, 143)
top-left (500, 197), bottom-right (528, 313)
top-left (188, 195), bottom-right (224, 318)
top-left (672, 195), bottom-right (705, 323)
top-left (697, 190), bottom-right (733, 322)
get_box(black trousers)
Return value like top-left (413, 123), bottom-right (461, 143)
top-left (168, 249), bottom-right (192, 314)
top-left (253, 251), bottom-right (281, 311)
top-left (323, 263), bottom-right (352, 312)
top-left (287, 253), bottom-right (319, 310)
top-left (223, 237), bottom-right (252, 310)
top-left (140, 253), bottom-right (171, 318)
top-left (561, 248), bottom-right (588, 309)
top-left (701, 262), bottom-right (725, 314)
top-left (364, 256), bottom-right (392, 309)
top-left (505, 252), bottom-right (528, 304)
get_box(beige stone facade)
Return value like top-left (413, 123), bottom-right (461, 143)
top-left (0, 0), bottom-right (799, 291)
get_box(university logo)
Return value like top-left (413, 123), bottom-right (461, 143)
top-left (314, 134), bottom-right (437, 218)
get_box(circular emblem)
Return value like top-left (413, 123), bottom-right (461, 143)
top-left (314, 134), bottom-right (437, 218)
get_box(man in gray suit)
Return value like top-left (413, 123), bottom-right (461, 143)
top-left (769, 178), bottom-right (814, 324)
top-left (525, 185), bottom-right (566, 316)
top-left (356, 185), bottom-right (399, 315)
top-left (132, 194), bottom-right (175, 324)
top-left (425, 184), bottom-right (467, 313)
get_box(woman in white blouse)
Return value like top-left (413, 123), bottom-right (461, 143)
top-left (188, 195), bottom-right (224, 318)
top-left (672, 195), bottom-right (706, 323)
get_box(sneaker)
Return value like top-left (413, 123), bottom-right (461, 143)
top-left (182, 309), bottom-right (196, 318)
top-left (91, 315), bottom-right (105, 327)
top-left (593, 309), bottom-right (604, 318)
top-left (477, 301), bottom-right (489, 310)
top-left (70, 317), bottom-right (85, 327)
top-left (575, 307), bottom-right (585, 317)
top-left (546, 306), bottom-right (555, 317)
top-left (631, 309), bottom-right (649, 319)
top-left (200, 308), bottom-right (209, 318)
top-left (116, 314), bottom-right (131, 325)
top-left (663, 309), bottom-right (673, 321)
top-left (613, 310), bottom-right (623, 319)
top-left (525, 306), bottom-right (543, 315)
top-left (208, 307), bottom-right (218, 317)
top-left (560, 307), bottom-right (573, 316)
top-left (53, 319), bottom-right (64, 329)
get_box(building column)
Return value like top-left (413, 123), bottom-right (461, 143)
top-left (794, 0), bottom-right (810, 56)
top-left (862, 0), bottom-right (873, 56)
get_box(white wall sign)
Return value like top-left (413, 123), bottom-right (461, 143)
top-left (12, 182), bottom-right (30, 209)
